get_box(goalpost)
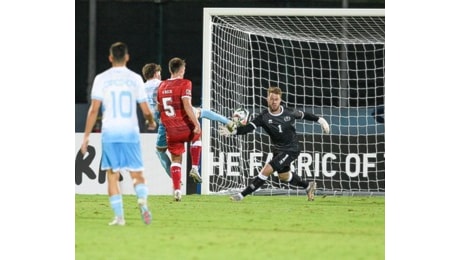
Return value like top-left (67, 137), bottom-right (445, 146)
top-left (201, 8), bottom-right (385, 196)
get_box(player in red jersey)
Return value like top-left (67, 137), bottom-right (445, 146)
top-left (157, 57), bottom-right (201, 201)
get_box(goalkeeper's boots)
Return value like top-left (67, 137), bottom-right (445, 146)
top-left (174, 190), bottom-right (182, 202)
top-left (189, 168), bottom-right (202, 183)
top-left (108, 216), bottom-right (126, 226)
top-left (138, 199), bottom-right (152, 225)
top-left (230, 193), bottom-right (243, 202)
top-left (306, 181), bottom-right (317, 201)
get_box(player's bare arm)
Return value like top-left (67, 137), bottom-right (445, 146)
top-left (139, 102), bottom-right (157, 130)
top-left (81, 99), bottom-right (101, 154)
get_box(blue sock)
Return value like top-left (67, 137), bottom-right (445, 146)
top-left (201, 109), bottom-right (230, 125)
top-left (156, 150), bottom-right (171, 177)
top-left (135, 183), bottom-right (148, 201)
top-left (109, 194), bottom-right (124, 218)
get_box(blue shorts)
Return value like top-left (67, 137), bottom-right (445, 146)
top-left (101, 142), bottom-right (144, 172)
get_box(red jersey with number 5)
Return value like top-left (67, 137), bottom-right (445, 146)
top-left (157, 78), bottom-right (195, 136)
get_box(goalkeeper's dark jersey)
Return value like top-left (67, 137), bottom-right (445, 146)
top-left (236, 106), bottom-right (319, 153)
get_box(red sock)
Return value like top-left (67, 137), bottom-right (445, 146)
top-left (190, 141), bottom-right (202, 167)
top-left (171, 163), bottom-right (182, 190)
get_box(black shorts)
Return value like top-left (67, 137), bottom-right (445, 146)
top-left (268, 151), bottom-right (300, 173)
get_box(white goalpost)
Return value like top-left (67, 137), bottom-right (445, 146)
top-left (201, 8), bottom-right (385, 196)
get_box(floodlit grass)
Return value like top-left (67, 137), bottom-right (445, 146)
top-left (76, 194), bottom-right (384, 260)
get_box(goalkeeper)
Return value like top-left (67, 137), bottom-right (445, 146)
top-left (219, 86), bottom-right (330, 201)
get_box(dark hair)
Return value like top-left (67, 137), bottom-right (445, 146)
top-left (168, 57), bottom-right (186, 74)
top-left (110, 42), bottom-right (128, 62)
top-left (142, 63), bottom-right (162, 80)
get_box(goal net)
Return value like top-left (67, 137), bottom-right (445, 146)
top-left (201, 8), bottom-right (385, 196)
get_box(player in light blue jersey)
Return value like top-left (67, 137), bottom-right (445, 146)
top-left (142, 63), bottom-right (170, 178)
top-left (142, 62), bottom-right (237, 186)
top-left (81, 42), bottom-right (156, 226)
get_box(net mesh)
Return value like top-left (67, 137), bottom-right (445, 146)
top-left (204, 13), bottom-right (385, 196)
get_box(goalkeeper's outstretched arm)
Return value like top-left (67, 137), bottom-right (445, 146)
top-left (235, 122), bottom-right (256, 135)
top-left (299, 111), bottom-right (330, 134)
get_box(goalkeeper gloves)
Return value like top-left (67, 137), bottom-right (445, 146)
top-left (226, 121), bottom-right (237, 132)
top-left (218, 125), bottom-right (237, 137)
top-left (317, 117), bottom-right (330, 134)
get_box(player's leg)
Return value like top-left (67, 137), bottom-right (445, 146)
top-left (276, 151), bottom-right (316, 201)
top-left (200, 108), bottom-right (231, 125)
top-left (131, 171), bottom-right (152, 224)
top-left (231, 166), bottom-right (271, 201)
top-left (126, 142), bottom-right (152, 224)
top-left (279, 171), bottom-right (316, 201)
top-left (200, 108), bottom-right (236, 131)
top-left (231, 152), bottom-right (295, 201)
top-left (156, 123), bottom-right (171, 177)
top-left (192, 109), bottom-right (234, 180)
top-left (306, 181), bottom-right (317, 201)
top-left (102, 143), bottom-right (125, 226)
top-left (168, 140), bottom-right (186, 201)
top-left (278, 171), bottom-right (308, 189)
top-left (189, 137), bottom-right (202, 183)
top-left (156, 148), bottom-right (171, 176)
top-left (106, 170), bottom-right (125, 225)
top-left (230, 161), bottom-right (275, 201)
top-left (170, 156), bottom-right (183, 202)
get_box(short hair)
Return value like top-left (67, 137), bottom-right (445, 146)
top-left (110, 42), bottom-right (128, 62)
top-left (142, 63), bottom-right (162, 80)
top-left (168, 57), bottom-right (186, 74)
top-left (267, 86), bottom-right (282, 97)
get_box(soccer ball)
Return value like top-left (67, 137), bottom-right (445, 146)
top-left (232, 108), bottom-right (250, 126)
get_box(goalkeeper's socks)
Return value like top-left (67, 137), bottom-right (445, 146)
top-left (190, 141), bottom-right (202, 167)
top-left (109, 194), bottom-right (124, 218)
top-left (288, 172), bottom-right (308, 189)
top-left (171, 163), bottom-right (182, 190)
top-left (134, 183), bottom-right (148, 201)
top-left (156, 150), bottom-right (172, 177)
top-left (201, 109), bottom-right (230, 125)
top-left (241, 174), bottom-right (267, 197)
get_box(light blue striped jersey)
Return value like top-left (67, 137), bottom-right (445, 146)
top-left (91, 66), bottom-right (147, 143)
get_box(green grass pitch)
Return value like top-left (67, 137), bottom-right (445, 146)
top-left (76, 194), bottom-right (384, 260)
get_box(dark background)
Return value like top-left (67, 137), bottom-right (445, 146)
top-left (75, 0), bottom-right (385, 106)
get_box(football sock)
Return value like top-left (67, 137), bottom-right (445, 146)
top-left (241, 174), bottom-right (267, 197)
top-left (134, 183), bottom-right (148, 201)
top-left (171, 163), bottom-right (182, 190)
top-left (156, 150), bottom-right (172, 177)
top-left (200, 109), bottom-right (230, 125)
top-left (288, 172), bottom-right (308, 189)
top-left (109, 194), bottom-right (124, 218)
top-left (190, 141), bottom-right (202, 168)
